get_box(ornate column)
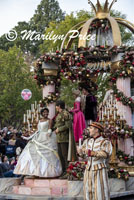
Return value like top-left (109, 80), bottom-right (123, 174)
top-left (116, 77), bottom-right (133, 155)
top-left (42, 85), bottom-right (56, 119)
top-left (41, 61), bottom-right (58, 120)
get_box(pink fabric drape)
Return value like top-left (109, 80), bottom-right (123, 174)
top-left (70, 102), bottom-right (86, 142)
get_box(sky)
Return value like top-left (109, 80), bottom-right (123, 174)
top-left (0, 0), bottom-right (133, 36)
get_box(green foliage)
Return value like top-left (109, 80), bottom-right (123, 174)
top-left (110, 9), bottom-right (134, 45)
top-left (40, 10), bottom-right (92, 53)
top-left (0, 0), bottom-right (65, 56)
top-left (96, 73), bottom-right (111, 103)
top-left (60, 76), bottom-right (78, 108)
top-left (30, 0), bottom-right (65, 32)
top-left (0, 46), bottom-right (41, 128)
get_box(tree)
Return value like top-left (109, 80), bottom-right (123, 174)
top-left (30, 0), bottom-right (65, 33)
top-left (40, 10), bottom-right (92, 53)
top-left (0, 21), bottom-right (31, 53)
top-left (60, 76), bottom-right (78, 108)
top-left (110, 9), bottom-right (134, 45)
top-left (0, 0), bottom-right (65, 56)
top-left (0, 46), bottom-right (42, 128)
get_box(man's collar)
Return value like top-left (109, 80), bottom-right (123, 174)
top-left (93, 135), bottom-right (101, 140)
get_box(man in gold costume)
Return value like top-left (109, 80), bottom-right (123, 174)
top-left (78, 122), bottom-right (112, 200)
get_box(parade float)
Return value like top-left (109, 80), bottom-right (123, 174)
top-left (12, 0), bottom-right (134, 197)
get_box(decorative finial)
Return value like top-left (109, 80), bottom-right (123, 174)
top-left (104, 0), bottom-right (109, 12)
top-left (88, 0), bottom-right (97, 14)
top-left (88, 0), bottom-right (118, 16)
top-left (109, 0), bottom-right (118, 11)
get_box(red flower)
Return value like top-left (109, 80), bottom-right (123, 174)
top-left (132, 62), bottom-right (134, 65)
top-left (34, 75), bottom-right (37, 79)
top-left (69, 164), bottom-right (74, 170)
top-left (80, 55), bottom-right (84, 59)
top-left (56, 50), bottom-right (59, 53)
top-left (80, 60), bottom-right (86, 65)
top-left (61, 69), bottom-right (64, 73)
top-left (124, 157), bottom-right (128, 160)
top-left (74, 162), bottom-right (80, 167)
top-left (72, 172), bottom-right (77, 177)
top-left (112, 78), bottom-right (116, 81)
top-left (116, 98), bottom-right (120, 101)
top-left (77, 63), bottom-right (81, 67)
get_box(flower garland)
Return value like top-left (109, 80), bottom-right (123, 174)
top-left (108, 46), bottom-right (134, 108)
top-left (108, 168), bottom-right (129, 181)
top-left (108, 82), bottom-right (134, 109)
top-left (104, 123), bottom-right (134, 139)
top-left (40, 92), bottom-right (59, 106)
top-left (88, 19), bottom-right (111, 33)
top-left (67, 161), bottom-right (87, 180)
top-left (117, 150), bottom-right (134, 166)
top-left (34, 46), bottom-right (134, 87)
top-left (34, 51), bottom-right (61, 87)
top-left (67, 161), bottom-right (129, 181)
top-left (34, 46), bottom-right (134, 109)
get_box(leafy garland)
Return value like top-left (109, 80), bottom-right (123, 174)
top-left (109, 47), bottom-right (134, 109)
top-left (34, 46), bottom-right (134, 106)
top-left (35, 46), bottom-right (134, 87)
top-left (108, 168), bottom-right (129, 181)
top-left (67, 161), bottom-right (129, 181)
top-left (40, 92), bottom-right (59, 106)
top-left (88, 18), bottom-right (111, 33)
top-left (104, 123), bottom-right (134, 139)
top-left (111, 84), bottom-right (134, 109)
top-left (117, 150), bottom-right (134, 166)
top-left (67, 161), bottom-right (87, 180)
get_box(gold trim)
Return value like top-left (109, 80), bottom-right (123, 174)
top-left (94, 170), bottom-right (98, 200)
top-left (96, 12), bottom-right (110, 19)
top-left (116, 18), bottom-right (134, 33)
top-left (100, 169), bottom-right (105, 200)
top-left (44, 69), bottom-right (58, 76)
top-left (107, 16), bottom-right (122, 46)
top-left (111, 61), bottom-right (120, 70)
top-left (78, 18), bottom-right (96, 48)
top-left (60, 20), bottom-right (87, 52)
top-left (78, 16), bottom-right (121, 47)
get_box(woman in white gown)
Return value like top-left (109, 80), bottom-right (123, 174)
top-left (14, 108), bottom-right (62, 177)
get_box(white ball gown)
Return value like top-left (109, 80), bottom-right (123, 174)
top-left (14, 120), bottom-right (62, 177)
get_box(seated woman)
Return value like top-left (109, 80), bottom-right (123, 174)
top-left (14, 108), bottom-right (62, 177)
top-left (70, 89), bottom-right (86, 143)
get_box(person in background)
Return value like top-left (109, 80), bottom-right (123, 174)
top-left (0, 134), bottom-right (6, 155)
top-left (82, 85), bottom-right (97, 127)
top-left (15, 132), bottom-right (27, 153)
top-left (5, 135), bottom-right (16, 158)
top-left (0, 155), bottom-right (10, 174)
top-left (70, 89), bottom-right (86, 143)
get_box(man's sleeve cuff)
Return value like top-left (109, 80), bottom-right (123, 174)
top-left (88, 149), bottom-right (91, 156)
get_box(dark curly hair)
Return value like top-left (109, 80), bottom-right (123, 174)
top-left (40, 108), bottom-right (49, 116)
top-left (56, 100), bottom-right (65, 109)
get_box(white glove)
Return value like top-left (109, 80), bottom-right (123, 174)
top-left (48, 129), bottom-right (52, 137)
